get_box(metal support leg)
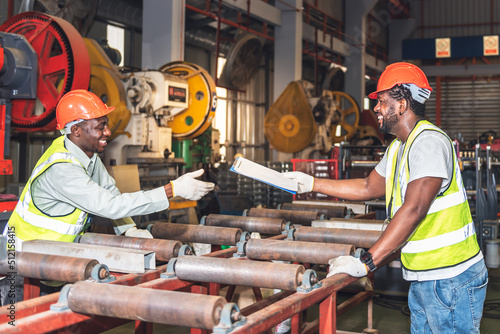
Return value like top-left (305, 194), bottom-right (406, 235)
top-left (23, 277), bottom-right (40, 300)
top-left (190, 284), bottom-right (209, 334)
top-left (135, 320), bottom-right (153, 334)
top-left (319, 292), bottom-right (337, 334)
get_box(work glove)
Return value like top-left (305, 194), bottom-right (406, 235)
top-left (327, 256), bottom-right (368, 278)
top-left (170, 169), bottom-right (215, 201)
top-left (124, 226), bottom-right (154, 239)
top-left (281, 171), bottom-right (314, 193)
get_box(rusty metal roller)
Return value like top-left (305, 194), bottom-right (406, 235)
top-left (245, 239), bottom-right (354, 265)
top-left (173, 256), bottom-right (305, 291)
top-left (150, 222), bottom-right (242, 246)
top-left (78, 233), bottom-right (182, 262)
top-left (67, 281), bottom-right (226, 329)
top-left (0, 252), bottom-right (103, 282)
top-left (294, 226), bottom-right (382, 248)
top-left (202, 214), bottom-right (286, 235)
top-left (246, 207), bottom-right (319, 226)
top-left (280, 202), bottom-right (347, 218)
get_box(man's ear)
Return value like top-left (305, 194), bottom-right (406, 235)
top-left (71, 124), bottom-right (81, 136)
top-left (399, 99), bottom-right (408, 115)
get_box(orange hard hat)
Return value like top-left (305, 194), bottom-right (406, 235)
top-left (368, 62), bottom-right (432, 99)
top-left (56, 90), bottom-right (115, 130)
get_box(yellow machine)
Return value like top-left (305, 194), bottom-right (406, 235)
top-left (264, 80), bottom-right (374, 156)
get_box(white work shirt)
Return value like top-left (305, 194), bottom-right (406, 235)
top-left (30, 136), bottom-right (169, 234)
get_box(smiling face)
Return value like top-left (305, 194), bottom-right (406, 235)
top-left (373, 91), bottom-right (401, 134)
top-left (71, 116), bottom-right (111, 157)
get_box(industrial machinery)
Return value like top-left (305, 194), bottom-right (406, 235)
top-left (264, 79), bottom-right (383, 157)
top-left (0, 11), bottom-right (220, 191)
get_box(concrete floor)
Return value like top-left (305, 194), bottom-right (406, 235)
top-left (105, 267), bottom-right (500, 334)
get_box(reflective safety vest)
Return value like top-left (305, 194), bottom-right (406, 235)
top-left (385, 120), bottom-right (479, 271)
top-left (8, 136), bottom-right (91, 243)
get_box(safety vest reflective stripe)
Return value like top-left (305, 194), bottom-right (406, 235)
top-left (14, 151), bottom-right (86, 237)
top-left (427, 188), bottom-right (467, 214)
top-left (393, 188), bottom-right (468, 215)
top-left (401, 221), bottom-right (475, 253)
top-left (14, 203), bottom-right (86, 236)
top-left (30, 152), bottom-right (79, 179)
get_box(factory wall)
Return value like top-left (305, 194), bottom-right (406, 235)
top-left (425, 78), bottom-right (500, 144)
top-left (410, 0), bottom-right (500, 38)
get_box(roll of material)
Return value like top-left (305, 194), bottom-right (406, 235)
top-left (245, 238), bottom-right (354, 265)
top-left (0, 252), bottom-right (99, 282)
top-left (79, 233), bottom-right (182, 261)
top-left (67, 281), bottom-right (226, 329)
top-left (173, 256), bottom-right (305, 291)
top-left (280, 203), bottom-right (347, 218)
top-left (150, 222), bottom-right (242, 246)
top-left (203, 214), bottom-right (286, 235)
top-left (247, 208), bottom-right (319, 226)
top-left (294, 226), bottom-right (382, 248)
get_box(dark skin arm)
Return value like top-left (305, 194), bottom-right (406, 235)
top-left (314, 169), bottom-right (443, 268)
top-left (312, 168), bottom-right (386, 201)
top-left (368, 176), bottom-right (443, 267)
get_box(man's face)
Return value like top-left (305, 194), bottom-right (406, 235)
top-left (373, 91), bottom-right (399, 134)
top-left (74, 116), bottom-right (111, 156)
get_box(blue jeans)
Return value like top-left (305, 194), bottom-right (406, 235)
top-left (408, 259), bottom-right (488, 334)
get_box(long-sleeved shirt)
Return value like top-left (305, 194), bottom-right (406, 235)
top-left (31, 136), bottom-right (169, 234)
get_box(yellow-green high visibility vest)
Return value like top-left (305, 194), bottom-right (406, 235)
top-left (8, 136), bottom-right (91, 243)
top-left (385, 120), bottom-right (479, 271)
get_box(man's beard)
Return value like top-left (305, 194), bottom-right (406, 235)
top-left (379, 106), bottom-right (398, 134)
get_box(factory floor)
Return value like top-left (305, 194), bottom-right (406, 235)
top-left (105, 267), bottom-right (500, 334)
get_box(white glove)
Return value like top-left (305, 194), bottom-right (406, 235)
top-left (327, 256), bottom-right (368, 278)
top-left (281, 171), bottom-right (314, 193)
top-left (171, 169), bottom-right (215, 201)
top-left (124, 227), bottom-right (153, 239)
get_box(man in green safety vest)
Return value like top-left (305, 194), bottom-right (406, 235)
top-left (283, 62), bottom-right (488, 333)
top-left (2, 90), bottom-right (214, 303)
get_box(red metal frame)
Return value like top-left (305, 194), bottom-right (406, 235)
top-left (0, 234), bottom-right (377, 333)
top-left (0, 104), bottom-right (12, 175)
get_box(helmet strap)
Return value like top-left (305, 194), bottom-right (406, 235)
top-left (61, 119), bottom-right (85, 135)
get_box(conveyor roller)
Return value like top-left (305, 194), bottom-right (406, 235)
top-left (0, 252), bottom-right (108, 282)
top-left (292, 226), bottom-right (382, 248)
top-left (65, 281), bottom-right (230, 329)
top-left (77, 232), bottom-right (184, 261)
top-left (245, 208), bottom-right (321, 226)
top-left (169, 256), bottom-right (310, 291)
top-left (201, 214), bottom-right (288, 235)
top-left (148, 222), bottom-right (243, 246)
top-left (280, 203), bottom-right (347, 218)
top-left (243, 238), bottom-right (354, 265)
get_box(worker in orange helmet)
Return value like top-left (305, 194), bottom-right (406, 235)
top-left (7, 89), bottom-right (214, 248)
top-left (283, 63), bottom-right (487, 333)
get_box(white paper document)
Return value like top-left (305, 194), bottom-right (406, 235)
top-left (230, 157), bottom-right (298, 194)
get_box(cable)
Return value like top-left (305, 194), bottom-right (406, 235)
top-left (373, 295), bottom-right (411, 317)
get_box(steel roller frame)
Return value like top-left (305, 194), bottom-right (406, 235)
top-left (0, 236), bottom-right (383, 334)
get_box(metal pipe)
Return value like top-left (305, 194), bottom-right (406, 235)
top-left (173, 256), bottom-right (305, 291)
top-left (245, 239), bottom-right (354, 265)
top-left (67, 281), bottom-right (226, 329)
top-left (246, 208), bottom-right (319, 226)
top-left (78, 233), bottom-right (183, 262)
top-left (0, 252), bottom-right (103, 282)
top-left (149, 222), bottom-right (242, 246)
top-left (348, 160), bottom-right (379, 168)
top-left (203, 214), bottom-right (286, 235)
top-left (280, 203), bottom-right (347, 218)
top-left (293, 226), bottom-right (382, 249)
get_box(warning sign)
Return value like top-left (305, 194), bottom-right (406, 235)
top-left (435, 38), bottom-right (451, 58)
top-left (483, 35), bottom-right (499, 56)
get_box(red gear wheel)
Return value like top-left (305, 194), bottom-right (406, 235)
top-left (0, 12), bottom-right (90, 132)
